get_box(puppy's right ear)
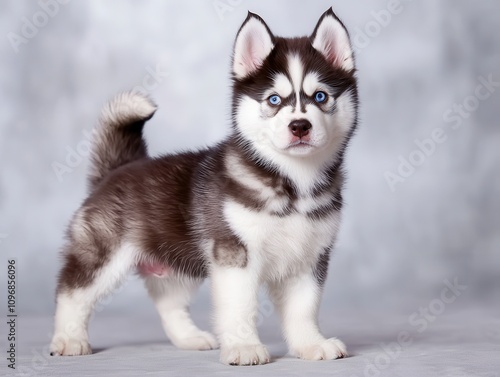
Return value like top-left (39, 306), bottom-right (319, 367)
top-left (233, 12), bottom-right (275, 79)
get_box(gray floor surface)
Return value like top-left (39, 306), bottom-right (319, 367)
top-left (6, 307), bottom-right (500, 377)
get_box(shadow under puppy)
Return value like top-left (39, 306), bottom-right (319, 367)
top-left (50, 7), bottom-right (358, 366)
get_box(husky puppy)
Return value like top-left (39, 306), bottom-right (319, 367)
top-left (50, 8), bottom-right (358, 365)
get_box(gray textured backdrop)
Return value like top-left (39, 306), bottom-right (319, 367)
top-left (0, 0), bottom-right (499, 321)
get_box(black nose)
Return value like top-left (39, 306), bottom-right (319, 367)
top-left (288, 119), bottom-right (312, 138)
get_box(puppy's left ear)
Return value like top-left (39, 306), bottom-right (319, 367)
top-left (233, 12), bottom-right (275, 79)
top-left (310, 8), bottom-right (354, 72)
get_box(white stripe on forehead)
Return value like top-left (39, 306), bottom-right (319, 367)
top-left (287, 54), bottom-right (304, 111)
top-left (273, 73), bottom-right (293, 97)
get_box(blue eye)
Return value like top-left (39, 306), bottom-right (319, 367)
top-left (268, 95), bottom-right (282, 106)
top-left (314, 91), bottom-right (327, 103)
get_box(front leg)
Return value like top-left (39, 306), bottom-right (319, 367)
top-left (212, 265), bottom-right (270, 366)
top-left (269, 263), bottom-right (347, 360)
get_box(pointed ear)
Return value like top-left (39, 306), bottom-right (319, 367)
top-left (310, 8), bottom-right (354, 72)
top-left (233, 12), bottom-right (275, 79)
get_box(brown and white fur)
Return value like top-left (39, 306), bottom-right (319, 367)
top-left (50, 8), bottom-right (358, 365)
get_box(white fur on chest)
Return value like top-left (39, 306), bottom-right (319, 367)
top-left (223, 199), bottom-right (340, 282)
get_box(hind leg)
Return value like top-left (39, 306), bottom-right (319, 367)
top-left (144, 274), bottom-right (218, 350)
top-left (50, 243), bottom-right (137, 356)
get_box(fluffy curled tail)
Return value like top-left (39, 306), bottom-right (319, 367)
top-left (87, 91), bottom-right (157, 192)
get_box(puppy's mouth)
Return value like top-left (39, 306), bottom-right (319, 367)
top-left (286, 140), bottom-right (314, 150)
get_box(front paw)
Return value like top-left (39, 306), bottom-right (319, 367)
top-left (220, 344), bottom-right (270, 366)
top-left (50, 334), bottom-right (92, 356)
top-left (292, 337), bottom-right (347, 361)
top-left (172, 331), bottom-right (219, 351)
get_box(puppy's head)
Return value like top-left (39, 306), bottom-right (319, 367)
top-left (231, 8), bottom-right (358, 166)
